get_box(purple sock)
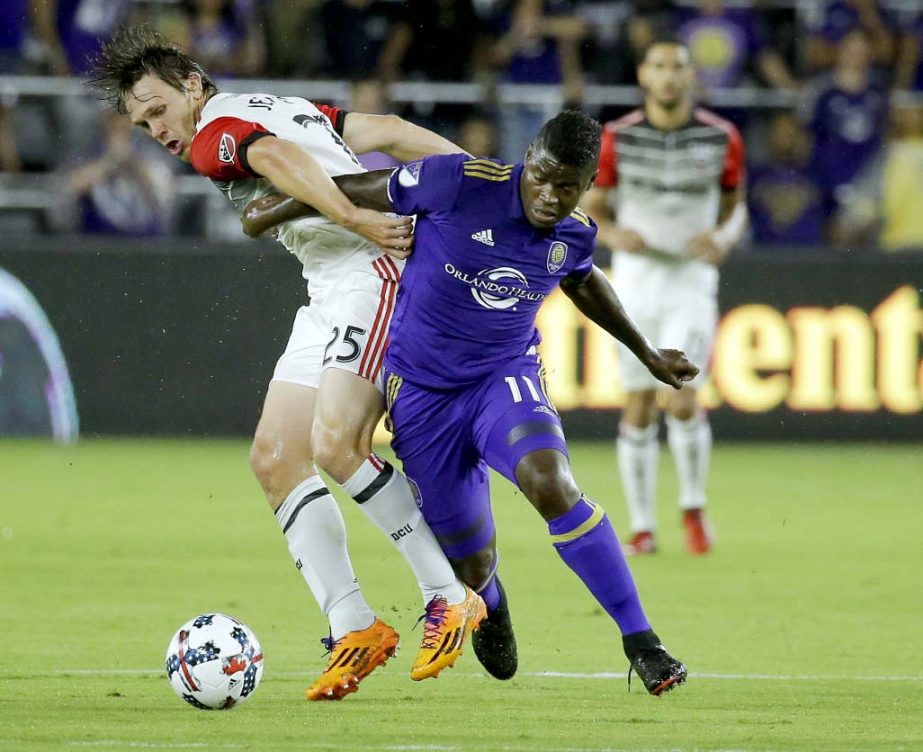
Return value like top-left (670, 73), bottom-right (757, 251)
top-left (473, 548), bottom-right (502, 610)
top-left (479, 578), bottom-right (501, 611)
top-left (549, 496), bottom-right (651, 635)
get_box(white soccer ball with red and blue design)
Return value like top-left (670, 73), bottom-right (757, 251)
top-left (165, 613), bottom-right (264, 710)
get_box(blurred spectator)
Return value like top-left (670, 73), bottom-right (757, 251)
top-left (748, 112), bottom-right (823, 245)
top-left (347, 79), bottom-right (401, 171)
top-left (377, 0), bottom-right (483, 136)
top-left (264, 0), bottom-right (321, 77)
top-left (457, 109), bottom-right (498, 157)
top-left (894, 10), bottom-right (923, 91)
top-left (489, 0), bottom-right (587, 160)
top-left (169, 0), bottom-right (265, 78)
top-left (676, 0), bottom-right (798, 91)
top-left (0, 1), bottom-right (27, 174)
top-left (62, 109), bottom-right (175, 236)
top-left (803, 0), bottom-right (896, 73)
top-left (30, 0), bottom-right (131, 75)
top-left (835, 102), bottom-right (923, 251)
top-left (878, 102), bottom-right (923, 250)
top-left (803, 29), bottom-right (889, 227)
top-left (319, 0), bottom-right (400, 80)
top-left (576, 0), bottom-right (675, 86)
top-left (378, 0), bottom-right (481, 83)
top-left (1, 0), bottom-right (29, 73)
top-left (0, 103), bottom-right (21, 174)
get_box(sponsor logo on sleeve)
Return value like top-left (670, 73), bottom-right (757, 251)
top-left (547, 241), bottom-right (568, 273)
top-left (398, 160), bottom-right (423, 187)
top-left (218, 133), bottom-right (237, 164)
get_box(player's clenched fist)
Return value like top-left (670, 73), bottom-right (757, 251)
top-left (641, 348), bottom-right (699, 390)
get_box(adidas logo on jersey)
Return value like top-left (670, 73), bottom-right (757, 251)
top-left (471, 229), bottom-right (495, 246)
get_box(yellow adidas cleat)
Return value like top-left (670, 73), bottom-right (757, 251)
top-left (410, 586), bottom-right (487, 681)
top-left (305, 618), bottom-right (400, 701)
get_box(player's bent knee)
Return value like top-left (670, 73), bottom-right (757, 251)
top-left (451, 547), bottom-right (495, 589)
top-left (311, 420), bottom-right (367, 480)
top-left (249, 433), bottom-right (279, 488)
top-left (515, 451), bottom-right (581, 521)
top-left (667, 393), bottom-right (699, 422)
top-left (622, 391), bottom-right (659, 428)
top-left (249, 431), bottom-right (315, 507)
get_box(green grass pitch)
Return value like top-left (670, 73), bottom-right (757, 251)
top-left (1, 439), bottom-right (921, 752)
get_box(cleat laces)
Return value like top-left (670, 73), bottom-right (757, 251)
top-left (319, 632), bottom-right (336, 656)
top-left (416, 596), bottom-right (449, 650)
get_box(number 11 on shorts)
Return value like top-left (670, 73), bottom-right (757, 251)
top-left (504, 376), bottom-right (542, 404)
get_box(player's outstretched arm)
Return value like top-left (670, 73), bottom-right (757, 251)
top-left (245, 137), bottom-right (411, 252)
top-left (560, 265), bottom-right (699, 389)
top-left (341, 113), bottom-right (470, 162)
top-left (241, 170), bottom-right (395, 239)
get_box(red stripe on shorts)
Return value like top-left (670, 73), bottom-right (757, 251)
top-left (359, 258), bottom-right (398, 379)
top-left (364, 257), bottom-right (400, 381)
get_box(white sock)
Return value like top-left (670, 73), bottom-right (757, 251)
top-left (343, 453), bottom-right (467, 606)
top-left (666, 413), bottom-right (711, 510)
top-left (617, 422), bottom-right (659, 533)
top-left (275, 476), bottom-right (375, 640)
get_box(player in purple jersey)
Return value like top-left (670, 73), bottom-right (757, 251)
top-left (243, 111), bottom-right (696, 695)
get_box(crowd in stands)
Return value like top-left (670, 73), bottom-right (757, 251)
top-left (2, 0), bottom-right (923, 252)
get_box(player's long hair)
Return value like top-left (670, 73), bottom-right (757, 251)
top-left (88, 25), bottom-right (218, 114)
top-left (534, 110), bottom-right (602, 170)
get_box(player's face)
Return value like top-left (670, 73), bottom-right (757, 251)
top-left (520, 147), bottom-right (596, 229)
top-left (125, 73), bottom-right (205, 162)
top-left (638, 43), bottom-right (694, 109)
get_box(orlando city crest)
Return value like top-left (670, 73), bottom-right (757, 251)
top-left (547, 241), bottom-right (568, 273)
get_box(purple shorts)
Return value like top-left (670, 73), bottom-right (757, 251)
top-left (386, 353), bottom-right (568, 559)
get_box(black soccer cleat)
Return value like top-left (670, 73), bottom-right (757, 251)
top-left (471, 579), bottom-right (518, 680)
top-left (623, 630), bottom-right (687, 696)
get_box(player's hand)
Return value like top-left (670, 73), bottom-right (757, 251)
top-left (686, 232), bottom-right (727, 265)
top-left (602, 227), bottom-right (647, 254)
top-left (642, 348), bottom-right (699, 390)
top-left (348, 208), bottom-right (415, 259)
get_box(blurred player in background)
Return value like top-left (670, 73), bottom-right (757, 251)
top-left (584, 37), bottom-right (748, 556)
top-left (243, 111), bottom-right (695, 696)
top-left (89, 25), bottom-right (484, 701)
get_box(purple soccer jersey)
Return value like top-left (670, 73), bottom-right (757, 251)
top-left (382, 153), bottom-right (653, 639)
top-left (384, 153), bottom-right (596, 389)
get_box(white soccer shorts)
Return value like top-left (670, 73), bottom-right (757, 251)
top-left (615, 291), bottom-right (718, 392)
top-left (271, 256), bottom-right (402, 392)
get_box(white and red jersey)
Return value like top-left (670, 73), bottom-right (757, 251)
top-left (189, 92), bottom-right (391, 290)
top-left (597, 107), bottom-right (745, 295)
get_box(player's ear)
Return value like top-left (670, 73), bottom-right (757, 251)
top-left (185, 72), bottom-right (203, 97)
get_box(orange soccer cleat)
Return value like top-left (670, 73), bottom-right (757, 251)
top-left (305, 618), bottom-right (399, 701)
top-left (410, 586), bottom-right (486, 681)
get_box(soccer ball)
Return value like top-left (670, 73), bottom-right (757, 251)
top-left (165, 613), bottom-right (264, 710)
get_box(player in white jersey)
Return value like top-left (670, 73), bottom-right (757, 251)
top-left (89, 25), bottom-right (485, 700)
top-left (584, 37), bottom-right (748, 556)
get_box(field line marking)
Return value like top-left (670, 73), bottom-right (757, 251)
top-left (34, 668), bottom-right (923, 682)
top-left (54, 743), bottom-right (777, 752)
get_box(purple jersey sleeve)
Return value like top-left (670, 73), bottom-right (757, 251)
top-left (387, 153), bottom-right (466, 215)
top-left (570, 251), bottom-right (594, 280)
